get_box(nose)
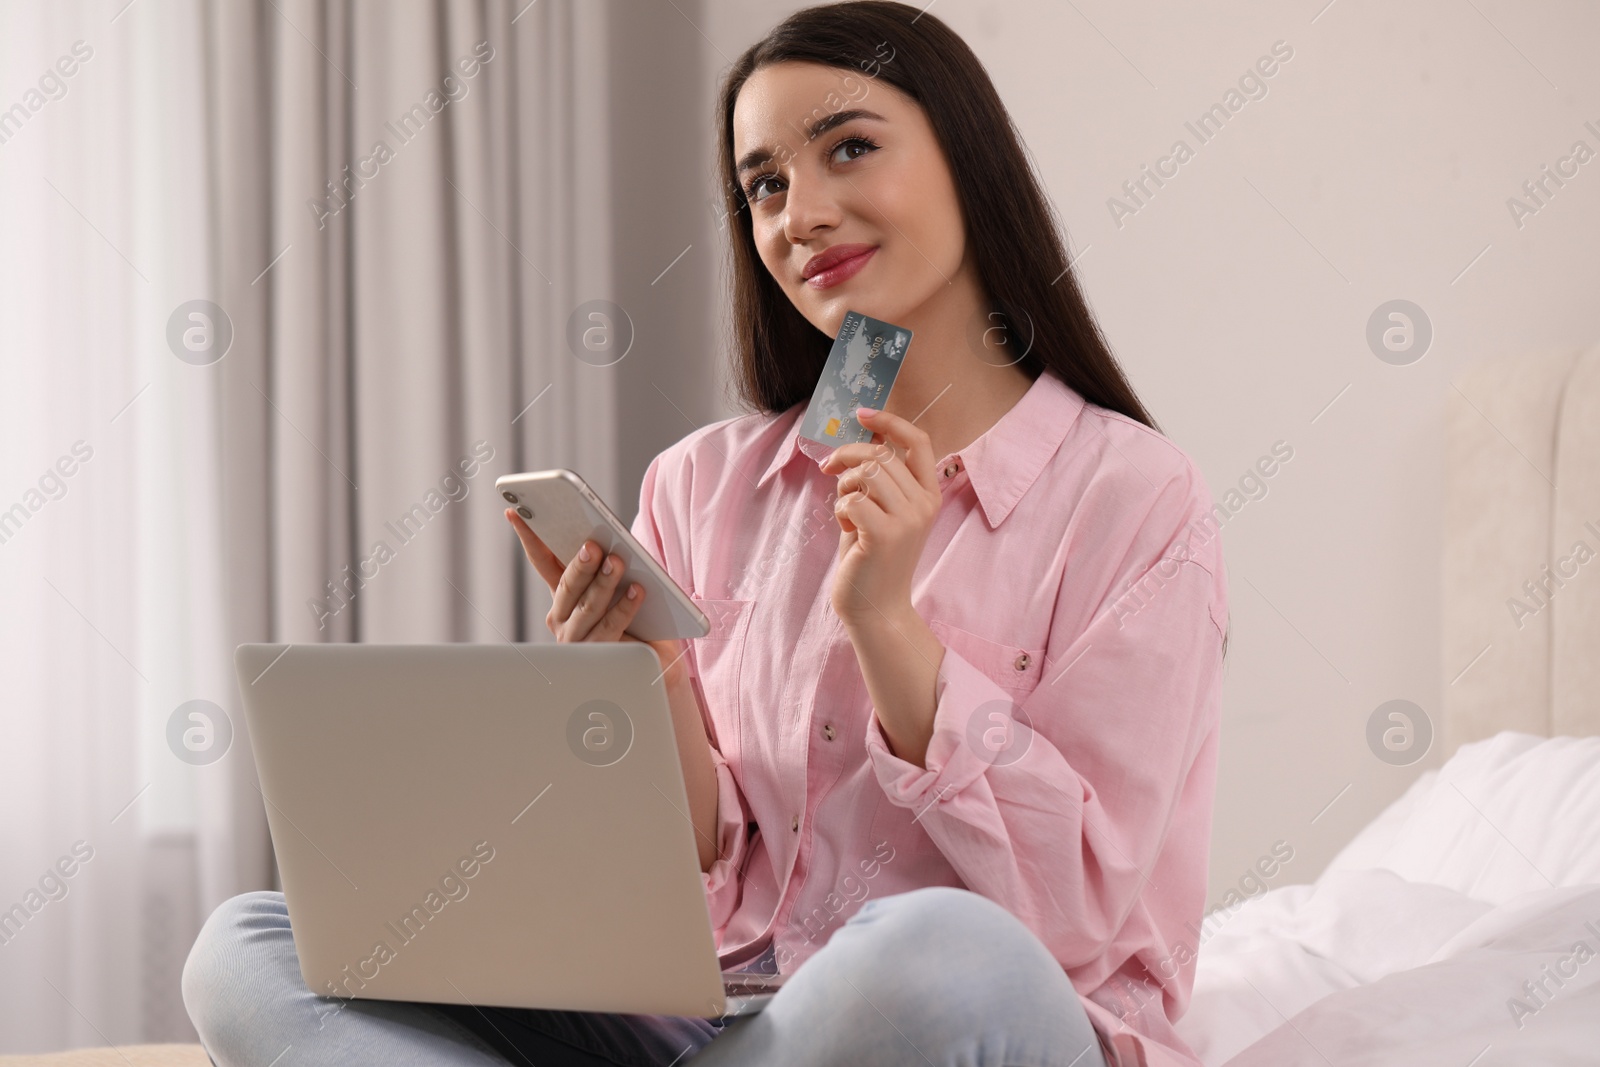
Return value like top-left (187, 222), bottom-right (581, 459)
top-left (782, 166), bottom-right (843, 250)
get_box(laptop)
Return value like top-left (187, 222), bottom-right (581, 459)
top-left (233, 641), bottom-right (784, 1018)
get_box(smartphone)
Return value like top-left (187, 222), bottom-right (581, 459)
top-left (496, 469), bottom-right (709, 642)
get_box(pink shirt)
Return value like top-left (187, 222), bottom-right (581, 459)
top-left (630, 370), bottom-right (1227, 1067)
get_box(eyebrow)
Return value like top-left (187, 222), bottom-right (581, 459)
top-left (735, 108), bottom-right (887, 177)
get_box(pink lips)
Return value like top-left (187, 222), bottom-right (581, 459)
top-left (804, 246), bottom-right (877, 289)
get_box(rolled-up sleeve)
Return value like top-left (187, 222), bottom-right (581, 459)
top-left (700, 715), bottom-right (752, 933)
top-left (631, 449), bottom-right (751, 936)
top-left (863, 477), bottom-right (1226, 971)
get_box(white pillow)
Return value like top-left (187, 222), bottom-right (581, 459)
top-left (1318, 768), bottom-right (1438, 878)
top-left (1329, 731), bottom-right (1600, 903)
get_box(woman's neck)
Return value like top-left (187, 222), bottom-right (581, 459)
top-left (878, 267), bottom-right (1037, 461)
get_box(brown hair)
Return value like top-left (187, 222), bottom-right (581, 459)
top-left (715, 0), bottom-right (1160, 434)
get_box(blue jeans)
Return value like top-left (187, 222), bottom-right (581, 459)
top-left (182, 884), bottom-right (1111, 1067)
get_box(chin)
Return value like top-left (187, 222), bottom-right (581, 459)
top-left (804, 288), bottom-right (899, 332)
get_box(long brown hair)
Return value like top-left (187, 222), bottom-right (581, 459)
top-left (715, 0), bottom-right (1159, 433)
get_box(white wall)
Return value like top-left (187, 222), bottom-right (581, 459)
top-left (689, 0), bottom-right (1600, 906)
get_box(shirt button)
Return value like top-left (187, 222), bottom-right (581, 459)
top-left (791, 815), bottom-right (800, 832)
top-left (942, 461), bottom-right (961, 479)
top-left (1013, 652), bottom-right (1031, 671)
top-left (823, 723), bottom-right (835, 741)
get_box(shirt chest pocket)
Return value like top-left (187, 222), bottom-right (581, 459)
top-left (926, 617), bottom-right (1046, 698)
top-left (690, 598), bottom-right (754, 730)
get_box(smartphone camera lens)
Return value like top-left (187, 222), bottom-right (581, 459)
top-left (501, 490), bottom-right (518, 503)
top-left (517, 506), bottom-right (533, 520)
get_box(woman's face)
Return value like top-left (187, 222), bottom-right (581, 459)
top-left (732, 61), bottom-right (970, 336)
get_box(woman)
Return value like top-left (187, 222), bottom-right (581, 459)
top-left (183, 3), bottom-right (1228, 1065)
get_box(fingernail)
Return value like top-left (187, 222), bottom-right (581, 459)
top-left (627, 584), bottom-right (640, 599)
top-left (579, 544), bottom-right (592, 562)
top-left (856, 406), bottom-right (877, 417)
top-left (602, 557), bottom-right (614, 575)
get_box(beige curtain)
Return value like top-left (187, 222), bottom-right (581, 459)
top-left (197, 0), bottom-right (626, 916)
top-left (191, 0), bottom-right (720, 1042)
top-left (0, 0), bottom-right (717, 1048)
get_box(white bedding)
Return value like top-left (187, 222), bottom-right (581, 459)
top-left (1175, 732), bottom-right (1600, 1065)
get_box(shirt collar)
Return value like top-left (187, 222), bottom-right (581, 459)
top-left (756, 371), bottom-right (1085, 529)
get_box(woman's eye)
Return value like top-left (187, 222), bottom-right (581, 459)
top-left (747, 174), bottom-right (779, 203)
top-left (744, 137), bottom-right (878, 205)
top-left (830, 136), bottom-right (878, 164)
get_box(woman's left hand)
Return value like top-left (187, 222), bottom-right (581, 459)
top-left (818, 407), bottom-right (943, 628)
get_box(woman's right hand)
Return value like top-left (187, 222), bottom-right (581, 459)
top-left (505, 508), bottom-right (645, 642)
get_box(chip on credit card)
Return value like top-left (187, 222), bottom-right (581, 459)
top-left (797, 311), bottom-right (914, 447)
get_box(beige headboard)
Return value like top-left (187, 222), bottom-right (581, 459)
top-left (1443, 341), bottom-right (1600, 758)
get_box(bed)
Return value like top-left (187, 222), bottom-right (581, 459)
top-left (10, 345), bottom-right (1597, 1066)
top-left (1174, 339), bottom-right (1600, 1065)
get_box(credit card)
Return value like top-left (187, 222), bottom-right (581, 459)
top-left (797, 311), bottom-right (913, 447)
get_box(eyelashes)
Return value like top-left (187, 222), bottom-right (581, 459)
top-left (743, 134), bottom-right (882, 203)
